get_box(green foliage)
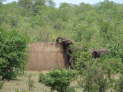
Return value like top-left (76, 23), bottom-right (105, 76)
top-left (0, 0), bottom-right (123, 44)
top-left (71, 42), bottom-right (123, 92)
top-left (0, 28), bottom-right (28, 80)
top-left (39, 69), bottom-right (76, 92)
top-left (70, 43), bottom-right (91, 71)
top-left (1, 0), bottom-right (123, 91)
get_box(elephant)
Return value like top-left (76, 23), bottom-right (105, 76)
top-left (92, 48), bottom-right (109, 58)
top-left (56, 37), bottom-right (73, 68)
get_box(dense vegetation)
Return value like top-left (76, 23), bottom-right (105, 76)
top-left (0, 0), bottom-right (123, 46)
top-left (1, 0), bottom-right (123, 92)
top-left (1, 0), bottom-right (123, 62)
top-left (1, 0), bottom-right (123, 61)
top-left (0, 29), bottom-right (27, 80)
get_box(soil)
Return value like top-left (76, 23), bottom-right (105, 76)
top-left (26, 42), bottom-right (66, 71)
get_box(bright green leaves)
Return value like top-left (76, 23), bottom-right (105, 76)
top-left (0, 29), bottom-right (28, 80)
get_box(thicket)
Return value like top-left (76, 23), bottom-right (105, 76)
top-left (0, 28), bottom-right (28, 80)
top-left (70, 43), bottom-right (123, 92)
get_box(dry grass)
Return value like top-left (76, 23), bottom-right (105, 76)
top-left (1, 71), bottom-right (50, 92)
top-left (0, 71), bottom-right (81, 92)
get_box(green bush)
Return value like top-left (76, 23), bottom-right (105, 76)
top-left (0, 28), bottom-right (28, 80)
top-left (39, 69), bottom-right (76, 92)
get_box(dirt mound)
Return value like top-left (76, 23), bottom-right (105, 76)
top-left (26, 42), bottom-right (66, 71)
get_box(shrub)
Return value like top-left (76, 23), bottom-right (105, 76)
top-left (39, 69), bottom-right (76, 92)
top-left (0, 28), bottom-right (28, 80)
